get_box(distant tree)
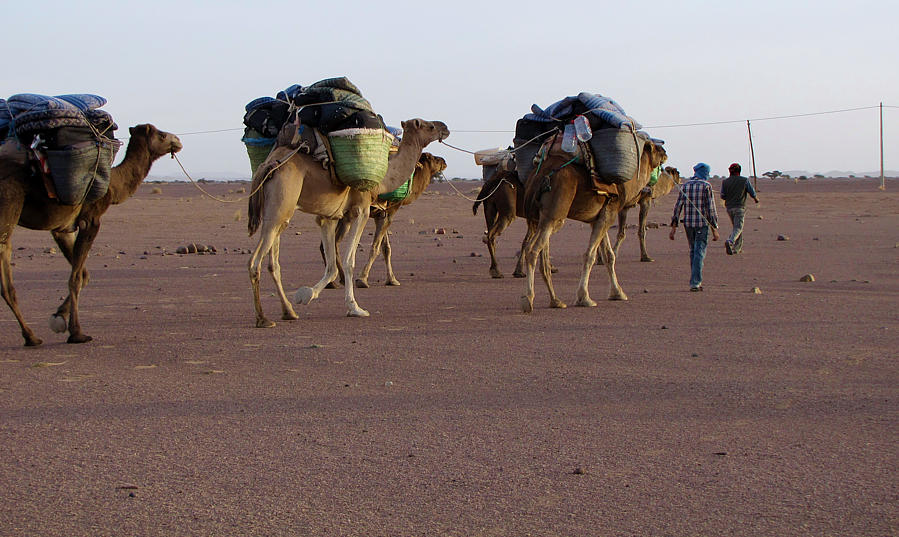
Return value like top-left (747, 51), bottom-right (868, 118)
top-left (814, 174), bottom-right (825, 179)
top-left (799, 175), bottom-right (808, 180)
top-left (763, 170), bottom-right (781, 180)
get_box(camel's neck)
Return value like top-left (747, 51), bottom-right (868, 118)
top-left (378, 136), bottom-right (426, 195)
top-left (405, 164), bottom-right (434, 203)
top-left (108, 138), bottom-right (154, 204)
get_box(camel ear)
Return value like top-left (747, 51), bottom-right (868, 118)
top-left (412, 119), bottom-right (422, 129)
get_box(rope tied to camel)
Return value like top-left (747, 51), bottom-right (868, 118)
top-left (172, 147), bottom-right (301, 203)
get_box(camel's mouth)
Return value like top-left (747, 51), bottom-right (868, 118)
top-left (170, 140), bottom-right (184, 156)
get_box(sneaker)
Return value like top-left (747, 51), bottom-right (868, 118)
top-left (725, 240), bottom-right (734, 255)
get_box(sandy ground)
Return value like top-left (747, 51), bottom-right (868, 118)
top-left (0, 176), bottom-right (896, 536)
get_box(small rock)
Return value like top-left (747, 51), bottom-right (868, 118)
top-left (572, 467), bottom-right (586, 475)
top-left (435, 228), bottom-right (446, 235)
top-left (384, 381), bottom-right (394, 387)
top-left (647, 222), bottom-right (659, 229)
top-left (751, 287), bottom-right (762, 294)
top-left (757, 215), bottom-right (764, 220)
top-left (777, 235), bottom-right (789, 241)
top-left (643, 289), bottom-right (649, 293)
top-left (799, 274), bottom-right (815, 282)
top-left (186, 243), bottom-right (197, 254)
top-left (661, 325), bottom-right (668, 329)
top-left (44, 247), bottom-right (57, 254)
top-left (176, 246), bottom-right (188, 254)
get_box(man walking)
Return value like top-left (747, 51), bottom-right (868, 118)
top-left (669, 162), bottom-right (719, 291)
top-left (720, 163), bottom-right (759, 254)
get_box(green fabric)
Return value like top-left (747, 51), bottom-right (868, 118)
top-left (648, 164), bottom-right (661, 186)
top-left (378, 174), bottom-right (412, 202)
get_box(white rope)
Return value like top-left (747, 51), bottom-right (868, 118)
top-left (443, 175), bottom-right (516, 203)
top-left (172, 148), bottom-right (300, 204)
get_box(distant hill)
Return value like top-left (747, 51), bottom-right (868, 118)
top-left (784, 170), bottom-right (899, 178)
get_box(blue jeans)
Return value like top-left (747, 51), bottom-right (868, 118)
top-left (685, 226), bottom-right (709, 288)
top-left (726, 207), bottom-right (746, 253)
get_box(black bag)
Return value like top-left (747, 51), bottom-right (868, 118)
top-left (242, 100), bottom-right (290, 138)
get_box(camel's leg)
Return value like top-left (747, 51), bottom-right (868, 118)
top-left (597, 210), bottom-right (628, 301)
top-left (249, 174), bottom-right (301, 328)
top-left (487, 211), bottom-right (515, 279)
top-left (0, 234), bottom-right (42, 347)
top-left (520, 221), bottom-right (541, 314)
top-left (521, 218), bottom-right (565, 312)
top-left (537, 243), bottom-right (565, 308)
top-left (249, 222), bottom-right (282, 328)
top-left (295, 218), bottom-right (340, 307)
top-left (613, 208), bottom-right (628, 258)
top-left (339, 207), bottom-right (371, 317)
top-left (324, 218), bottom-right (349, 289)
top-left (380, 216), bottom-right (400, 286)
top-left (576, 217), bottom-right (614, 307)
top-left (49, 230), bottom-right (87, 332)
top-left (356, 214), bottom-right (386, 288)
top-left (64, 222), bottom-right (100, 343)
top-left (269, 235), bottom-right (298, 321)
top-left (637, 200), bottom-right (654, 262)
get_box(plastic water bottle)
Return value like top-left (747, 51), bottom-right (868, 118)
top-left (574, 115), bottom-right (592, 142)
top-left (561, 123), bottom-right (577, 153)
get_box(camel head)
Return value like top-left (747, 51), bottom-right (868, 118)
top-left (643, 139), bottom-right (668, 171)
top-left (128, 124), bottom-right (183, 159)
top-left (399, 119), bottom-right (450, 146)
top-left (419, 153), bottom-right (447, 180)
top-left (663, 166), bottom-right (682, 184)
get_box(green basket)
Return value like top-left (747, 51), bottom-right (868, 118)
top-left (328, 128), bottom-right (393, 192)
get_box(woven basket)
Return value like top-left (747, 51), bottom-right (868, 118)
top-left (46, 141), bottom-right (116, 205)
top-left (242, 128), bottom-right (275, 175)
top-left (588, 127), bottom-right (642, 184)
top-left (328, 128), bottom-right (393, 192)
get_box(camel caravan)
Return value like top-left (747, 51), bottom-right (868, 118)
top-left (0, 81), bottom-right (678, 345)
top-left (0, 93), bottom-right (182, 346)
top-left (471, 92), bottom-right (672, 312)
top-left (241, 77), bottom-right (449, 327)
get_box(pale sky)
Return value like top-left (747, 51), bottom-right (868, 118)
top-left (4, 0), bottom-right (897, 180)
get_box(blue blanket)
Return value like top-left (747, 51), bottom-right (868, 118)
top-left (523, 92), bottom-right (641, 130)
top-left (4, 93), bottom-right (113, 139)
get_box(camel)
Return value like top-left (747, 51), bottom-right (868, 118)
top-left (353, 152), bottom-right (447, 288)
top-left (519, 135), bottom-right (667, 313)
top-left (0, 124), bottom-right (183, 345)
top-left (472, 166), bottom-right (528, 278)
top-left (597, 165), bottom-right (682, 264)
top-left (247, 118), bottom-right (449, 328)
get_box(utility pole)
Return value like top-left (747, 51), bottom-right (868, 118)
top-left (880, 102), bottom-right (885, 191)
top-left (747, 120), bottom-right (758, 191)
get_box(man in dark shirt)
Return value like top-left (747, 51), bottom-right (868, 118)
top-left (720, 163), bottom-right (759, 255)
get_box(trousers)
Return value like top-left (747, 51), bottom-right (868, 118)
top-left (684, 225), bottom-right (709, 288)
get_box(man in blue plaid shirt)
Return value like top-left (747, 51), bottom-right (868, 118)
top-left (669, 162), bottom-right (720, 291)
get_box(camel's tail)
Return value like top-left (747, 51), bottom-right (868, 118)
top-left (247, 162), bottom-right (270, 237)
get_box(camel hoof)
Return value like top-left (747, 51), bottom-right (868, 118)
top-left (550, 267), bottom-right (559, 274)
top-left (385, 279), bottom-right (401, 287)
top-left (550, 299), bottom-right (567, 309)
top-left (294, 287), bottom-right (315, 305)
top-left (640, 257), bottom-right (655, 263)
top-left (347, 308), bottom-right (370, 318)
top-left (324, 281), bottom-right (341, 289)
top-left (608, 293), bottom-right (628, 301)
top-left (490, 271), bottom-right (504, 279)
top-left (67, 333), bottom-right (92, 344)
top-left (256, 318), bottom-right (276, 328)
top-left (355, 279), bottom-right (370, 289)
top-left (520, 295), bottom-right (533, 314)
top-left (576, 298), bottom-right (597, 307)
top-left (24, 337), bottom-right (43, 347)
top-left (281, 311), bottom-right (299, 321)
top-left (49, 315), bottom-right (67, 333)
top-left (512, 271), bottom-right (525, 278)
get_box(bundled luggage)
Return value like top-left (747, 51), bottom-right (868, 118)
top-left (506, 92), bottom-right (652, 185)
top-left (3, 93), bottom-right (120, 205)
top-left (243, 77), bottom-right (393, 191)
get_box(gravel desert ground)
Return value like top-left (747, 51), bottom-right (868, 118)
top-left (0, 176), bottom-right (896, 536)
